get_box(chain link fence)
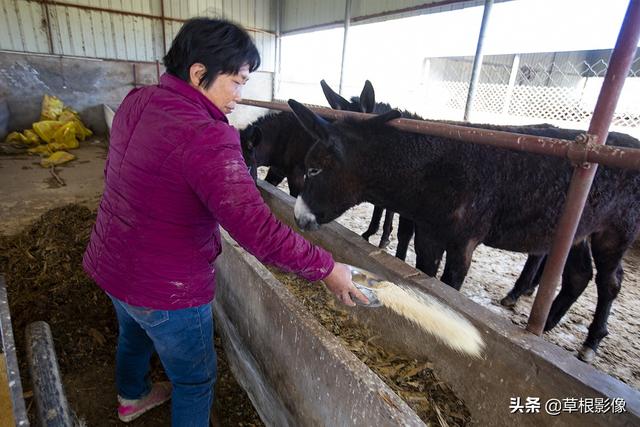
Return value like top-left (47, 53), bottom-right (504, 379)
top-left (420, 50), bottom-right (640, 137)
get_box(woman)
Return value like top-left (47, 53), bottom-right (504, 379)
top-left (83, 18), bottom-right (367, 426)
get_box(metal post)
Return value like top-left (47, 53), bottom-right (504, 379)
top-left (338, 0), bottom-right (352, 95)
top-left (42, 0), bottom-right (55, 54)
top-left (502, 53), bottom-right (519, 115)
top-left (160, 0), bottom-right (167, 56)
top-left (464, 0), bottom-right (494, 121)
top-left (527, 0), bottom-right (640, 335)
top-left (272, 0), bottom-right (282, 100)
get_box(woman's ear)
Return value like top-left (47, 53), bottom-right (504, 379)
top-left (188, 63), bottom-right (206, 87)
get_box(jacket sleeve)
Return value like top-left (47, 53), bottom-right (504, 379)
top-left (182, 123), bottom-right (334, 282)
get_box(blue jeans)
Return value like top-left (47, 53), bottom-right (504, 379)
top-left (109, 295), bottom-right (217, 427)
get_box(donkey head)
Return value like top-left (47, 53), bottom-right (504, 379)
top-left (321, 79), bottom-right (375, 113)
top-left (288, 99), bottom-right (401, 231)
top-left (239, 125), bottom-right (263, 181)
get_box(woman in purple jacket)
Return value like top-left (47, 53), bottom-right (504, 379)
top-left (83, 18), bottom-right (367, 426)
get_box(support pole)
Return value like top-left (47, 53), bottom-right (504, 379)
top-left (338, 0), bottom-right (352, 95)
top-left (502, 54), bottom-right (520, 115)
top-left (527, 0), bottom-right (640, 336)
top-left (273, 0), bottom-right (282, 100)
top-left (464, 0), bottom-right (494, 121)
top-left (160, 0), bottom-right (167, 56)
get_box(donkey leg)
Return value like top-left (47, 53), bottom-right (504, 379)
top-left (362, 206), bottom-right (384, 241)
top-left (395, 216), bottom-right (415, 260)
top-left (265, 167), bottom-right (286, 187)
top-left (544, 241), bottom-right (592, 331)
top-left (440, 240), bottom-right (479, 290)
top-left (578, 231), bottom-right (626, 363)
top-left (379, 211), bottom-right (395, 248)
top-left (414, 225), bottom-right (444, 277)
top-left (523, 255), bottom-right (547, 296)
top-left (500, 255), bottom-right (546, 307)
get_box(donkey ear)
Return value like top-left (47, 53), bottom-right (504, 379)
top-left (320, 79), bottom-right (351, 111)
top-left (366, 109), bottom-right (401, 126)
top-left (288, 99), bottom-right (330, 141)
top-left (359, 80), bottom-right (375, 113)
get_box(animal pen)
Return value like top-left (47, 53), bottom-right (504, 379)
top-left (1, 0), bottom-right (640, 426)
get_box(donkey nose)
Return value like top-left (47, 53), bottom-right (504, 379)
top-left (294, 196), bottom-right (319, 231)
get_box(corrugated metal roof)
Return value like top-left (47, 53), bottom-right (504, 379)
top-left (281, 0), bottom-right (512, 34)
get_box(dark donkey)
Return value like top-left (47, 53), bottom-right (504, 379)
top-left (320, 80), bottom-right (422, 253)
top-left (288, 99), bottom-right (640, 362)
top-left (321, 79), bottom-right (568, 304)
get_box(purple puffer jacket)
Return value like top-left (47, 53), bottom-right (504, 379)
top-left (83, 73), bottom-right (334, 309)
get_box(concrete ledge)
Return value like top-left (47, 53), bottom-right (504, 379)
top-left (257, 180), bottom-right (640, 427)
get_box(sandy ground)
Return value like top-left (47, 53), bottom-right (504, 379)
top-left (262, 169), bottom-right (640, 391)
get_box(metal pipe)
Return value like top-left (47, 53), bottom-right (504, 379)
top-left (338, 0), bottom-right (353, 95)
top-left (25, 0), bottom-right (275, 35)
top-left (527, 0), bottom-right (640, 335)
top-left (502, 54), bottom-right (520, 114)
top-left (26, 321), bottom-right (73, 427)
top-left (0, 276), bottom-right (29, 426)
top-left (238, 98), bottom-right (640, 171)
top-left (273, 0), bottom-right (282, 100)
top-left (160, 0), bottom-right (167, 56)
top-left (464, 0), bottom-right (494, 121)
top-left (42, 0), bottom-right (55, 54)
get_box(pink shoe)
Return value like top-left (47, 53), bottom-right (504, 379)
top-left (117, 382), bottom-right (172, 422)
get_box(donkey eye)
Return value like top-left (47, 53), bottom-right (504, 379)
top-left (307, 168), bottom-right (322, 177)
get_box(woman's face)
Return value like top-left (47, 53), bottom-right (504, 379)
top-left (190, 63), bottom-right (250, 115)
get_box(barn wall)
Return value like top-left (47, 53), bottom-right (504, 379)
top-left (0, 0), bottom-right (276, 134)
top-left (0, 50), bottom-right (272, 134)
top-left (0, 0), bottom-right (276, 68)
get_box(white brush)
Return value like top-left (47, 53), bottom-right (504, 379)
top-left (349, 265), bottom-right (485, 357)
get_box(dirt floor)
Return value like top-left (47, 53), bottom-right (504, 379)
top-left (0, 142), bottom-right (263, 426)
top-left (264, 170), bottom-right (640, 391)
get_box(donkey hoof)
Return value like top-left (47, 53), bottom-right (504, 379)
top-left (578, 346), bottom-right (596, 363)
top-left (379, 239), bottom-right (390, 249)
top-left (361, 234), bottom-right (371, 242)
top-left (500, 295), bottom-right (517, 308)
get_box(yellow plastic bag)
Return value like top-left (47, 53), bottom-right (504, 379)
top-left (68, 119), bottom-right (92, 141)
top-left (58, 107), bottom-right (79, 123)
top-left (28, 145), bottom-right (52, 156)
top-left (23, 129), bottom-right (41, 145)
top-left (48, 121), bottom-right (80, 150)
top-left (40, 151), bottom-right (75, 167)
top-left (32, 120), bottom-right (63, 143)
top-left (40, 94), bottom-right (64, 120)
top-left (4, 130), bottom-right (40, 146)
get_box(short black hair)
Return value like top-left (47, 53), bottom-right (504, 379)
top-left (163, 18), bottom-right (261, 89)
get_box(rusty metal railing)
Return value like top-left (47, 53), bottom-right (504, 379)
top-left (238, 99), bottom-right (640, 171)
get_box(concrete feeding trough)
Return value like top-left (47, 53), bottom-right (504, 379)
top-left (213, 181), bottom-right (640, 426)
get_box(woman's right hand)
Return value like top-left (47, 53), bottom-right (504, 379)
top-left (323, 262), bottom-right (369, 306)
